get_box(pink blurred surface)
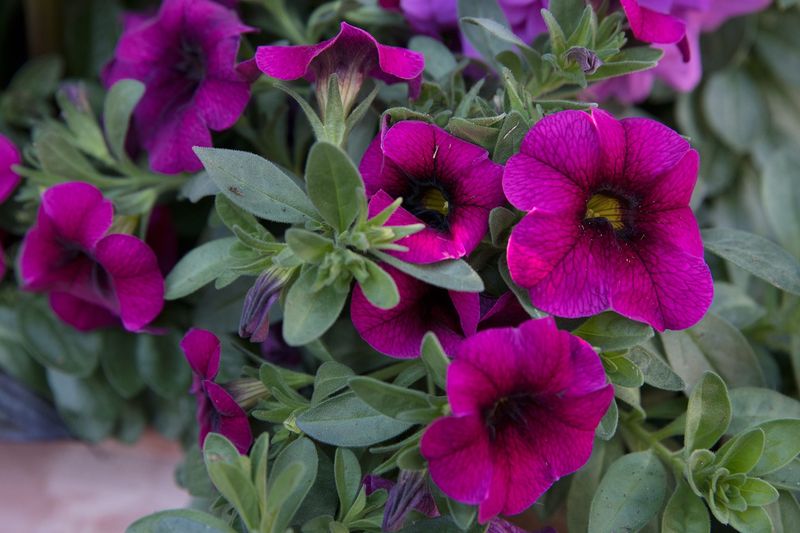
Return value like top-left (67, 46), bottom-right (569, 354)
top-left (0, 431), bottom-right (189, 532)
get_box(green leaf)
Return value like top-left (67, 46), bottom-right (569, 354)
top-left (662, 479), bottom-right (710, 533)
top-left (409, 36), bottom-right (457, 80)
top-left (357, 259), bottom-right (400, 310)
top-left (215, 194), bottom-right (267, 238)
top-left (282, 266), bottom-right (349, 346)
top-left (596, 398), bottom-right (618, 440)
top-left (627, 345), bottom-right (685, 392)
top-left (103, 79), bottom-right (144, 162)
top-left (588, 450), bottom-right (668, 533)
top-left (47, 369), bottom-right (118, 442)
top-left (549, 0), bottom-right (588, 37)
top-left (751, 419), bottom-right (800, 476)
top-left (372, 250), bottom-right (484, 292)
top-left (702, 228), bottom-right (800, 296)
top-left (684, 372), bottom-right (731, 453)
top-left (203, 434), bottom-right (259, 531)
top-left (603, 354), bottom-right (644, 388)
top-left (334, 448), bottom-right (361, 520)
top-left (135, 332), bottom-right (192, 399)
top-left (715, 428), bottom-right (765, 475)
top-left (127, 509), bottom-right (238, 533)
top-left (296, 391), bottom-right (413, 447)
top-left (420, 332), bottom-right (450, 389)
top-left (250, 433), bottom-right (269, 509)
top-left (165, 237), bottom-right (236, 300)
top-left (488, 206), bottom-right (516, 246)
top-left (56, 88), bottom-right (109, 162)
top-left (20, 301), bottom-right (101, 377)
top-left (461, 17), bottom-right (532, 50)
top-left (305, 141), bottom-right (365, 232)
top-left (568, 441), bottom-right (619, 533)
top-left (493, 111), bottom-right (527, 164)
top-left (728, 506), bottom-right (774, 533)
top-left (587, 47), bottom-right (663, 81)
top-left (100, 330), bottom-right (144, 399)
top-left (265, 437), bottom-right (318, 533)
top-left (311, 361), bottom-right (355, 404)
top-left (457, 0), bottom-right (514, 68)
top-left (349, 376), bottom-right (431, 419)
top-left (762, 152), bottom-right (800, 259)
top-left (762, 460), bottom-right (800, 492)
top-left (710, 282), bottom-right (765, 330)
top-left (702, 68), bottom-right (768, 153)
top-left (728, 388), bottom-right (800, 435)
top-left (194, 147), bottom-right (319, 224)
top-left (572, 312), bottom-right (653, 352)
top-left (740, 478), bottom-right (780, 507)
top-left (285, 228), bottom-right (334, 263)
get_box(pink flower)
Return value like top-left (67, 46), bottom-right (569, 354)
top-left (620, 0), bottom-right (688, 50)
top-left (503, 110), bottom-right (712, 331)
top-left (360, 121), bottom-right (504, 264)
top-left (0, 134), bottom-right (21, 204)
top-left (102, 0), bottom-right (252, 174)
top-left (19, 182), bottom-right (164, 332)
top-left (420, 318), bottom-right (613, 523)
top-left (256, 22), bottom-right (424, 112)
top-left (351, 264), bottom-right (527, 358)
top-left (181, 328), bottom-right (253, 454)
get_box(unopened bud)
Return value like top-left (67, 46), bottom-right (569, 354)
top-left (566, 47), bottom-right (603, 75)
top-left (239, 271), bottom-right (283, 342)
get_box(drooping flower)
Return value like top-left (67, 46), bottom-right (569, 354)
top-left (0, 134), bottom-right (21, 204)
top-left (20, 182), bottom-right (164, 332)
top-left (503, 109), bottom-right (712, 331)
top-left (360, 121), bottom-right (504, 264)
top-left (256, 22), bottom-right (424, 113)
top-left (102, 0), bottom-right (253, 174)
top-left (420, 318), bottom-right (613, 523)
top-left (351, 265), bottom-right (527, 358)
top-left (181, 328), bottom-right (253, 453)
top-left (363, 471), bottom-right (439, 531)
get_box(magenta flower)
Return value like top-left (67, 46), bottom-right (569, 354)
top-left (351, 265), bottom-right (527, 358)
top-left (20, 182), bottom-right (164, 332)
top-left (620, 0), bottom-right (688, 49)
top-left (0, 134), bottom-right (21, 203)
top-left (181, 328), bottom-right (253, 454)
top-left (420, 318), bottom-right (613, 522)
top-left (102, 0), bottom-right (252, 174)
top-left (256, 22), bottom-right (424, 112)
top-left (360, 121), bottom-right (504, 264)
top-left (503, 110), bottom-right (712, 331)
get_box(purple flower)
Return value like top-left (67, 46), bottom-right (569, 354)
top-left (181, 328), bottom-right (253, 454)
top-left (351, 265), bottom-right (528, 358)
top-left (239, 271), bottom-right (283, 343)
top-left (503, 110), bottom-right (712, 331)
top-left (420, 318), bottom-right (613, 523)
top-left (20, 182), bottom-right (164, 332)
top-left (360, 121), bottom-right (504, 264)
top-left (0, 134), bottom-right (21, 203)
top-left (363, 471), bottom-right (439, 531)
top-left (102, 0), bottom-right (253, 174)
top-left (256, 22), bottom-right (424, 113)
top-left (620, 0), bottom-right (688, 50)
top-left (260, 322), bottom-right (303, 369)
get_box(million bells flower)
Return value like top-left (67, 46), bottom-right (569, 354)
top-left (420, 318), bottom-right (613, 522)
top-left (181, 328), bottom-right (253, 453)
top-left (20, 182), bottom-right (164, 332)
top-left (360, 121), bottom-right (504, 264)
top-left (102, 0), bottom-right (253, 173)
top-left (503, 109), bottom-right (713, 331)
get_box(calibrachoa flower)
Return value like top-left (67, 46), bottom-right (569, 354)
top-left (503, 109), bottom-right (712, 331)
top-left (181, 328), bottom-right (253, 454)
top-left (360, 121), bottom-right (504, 263)
top-left (256, 22), bottom-right (424, 113)
top-left (0, 134), bottom-right (21, 204)
top-left (421, 318), bottom-right (613, 522)
top-left (351, 265), bottom-right (527, 358)
top-left (20, 182), bottom-right (164, 332)
top-left (103, 0), bottom-right (252, 174)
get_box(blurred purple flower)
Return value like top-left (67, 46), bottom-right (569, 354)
top-left (102, 0), bottom-right (253, 173)
top-left (239, 271), bottom-right (283, 343)
top-left (364, 471), bottom-right (439, 531)
top-left (181, 328), bottom-right (253, 453)
top-left (0, 134), bottom-right (21, 204)
top-left (20, 182), bottom-right (164, 332)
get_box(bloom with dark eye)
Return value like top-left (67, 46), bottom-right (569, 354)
top-left (360, 121), bottom-right (504, 264)
top-left (102, 0), bottom-right (252, 174)
top-left (503, 109), bottom-right (712, 331)
top-left (19, 182), bottom-right (163, 332)
top-left (420, 318), bottom-right (613, 523)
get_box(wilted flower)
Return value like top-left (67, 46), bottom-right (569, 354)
top-left (364, 471), bottom-right (439, 531)
top-left (239, 271), bottom-right (285, 343)
top-left (20, 182), bottom-right (164, 332)
top-left (503, 109), bottom-right (713, 331)
top-left (181, 328), bottom-right (253, 453)
top-left (360, 121), bottom-right (504, 264)
top-left (102, 0), bottom-right (253, 173)
top-left (351, 265), bottom-right (528, 358)
top-left (256, 22), bottom-right (424, 114)
top-left (420, 318), bottom-right (613, 522)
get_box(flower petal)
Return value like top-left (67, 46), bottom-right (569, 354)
top-left (40, 182), bottom-right (114, 251)
top-left (620, 117), bottom-right (691, 187)
top-left (49, 292), bottom-right (119, 331)
top-left (0, 134), bottom-right (21, 203)
top-left (181, 328), bottom-right (221, 380)
top-left (620, 0), bottom-right (686, 44)
top-left (204, 380), bottom-right (253, 454)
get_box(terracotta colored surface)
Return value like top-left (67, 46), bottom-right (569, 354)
top-left (0, 431), bottom-right (189, 533)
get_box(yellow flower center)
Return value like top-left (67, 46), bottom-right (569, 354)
top-left (421, 187), bottom-right (450, 216)
top-left (585, 193), bottom-right (625, 230)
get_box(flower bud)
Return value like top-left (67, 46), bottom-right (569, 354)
top-left (239, 271), bottom-right (284, 342)
top-left (566, 47), bottom-right (603, 75)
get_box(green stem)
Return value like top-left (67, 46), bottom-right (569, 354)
top-left (367, 361), bottom-right (416, 382)
top-left (622, 414), bottom-right (685, 477)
